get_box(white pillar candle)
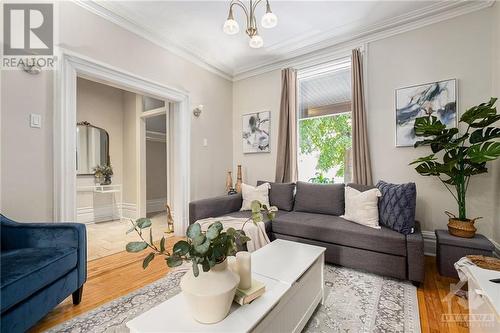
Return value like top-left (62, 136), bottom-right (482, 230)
top-left (236, 251), bottom-right (251, 290)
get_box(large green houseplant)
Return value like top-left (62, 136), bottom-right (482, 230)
top-left (410, 97), bottom-right (500, 237)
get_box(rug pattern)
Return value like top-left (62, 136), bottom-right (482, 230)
top-left (47, 265), bottom-right (420, 333)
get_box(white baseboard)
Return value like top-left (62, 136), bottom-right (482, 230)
top-left (422, 229), bottom-right (500, 258)
top-left (121, 203), bottom-right (137, 220)
top-left (422, 231), bottom-right (437, 256)
top-left (147, 197), bottom-right (166, 213)
top-left (77, 202), bottom-right (137, 223)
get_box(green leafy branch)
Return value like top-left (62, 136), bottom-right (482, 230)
top-left (125, 200), bottom-right (277, 277)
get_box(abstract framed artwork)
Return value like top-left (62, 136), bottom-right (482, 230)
top-left (242, 111), bottom-right (270, 154)
top-left (395, 79), bottom-right (457, 147)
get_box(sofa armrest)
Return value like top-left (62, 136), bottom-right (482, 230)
top-left (406, 221), bottom-right (425, 284)
top-left (189, 194), bottom-right (243, 224)
top-left (1, 215), bottom-right (87, 286)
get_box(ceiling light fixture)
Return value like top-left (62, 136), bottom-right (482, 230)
top-left (222, 0), bottom-right (278, 49)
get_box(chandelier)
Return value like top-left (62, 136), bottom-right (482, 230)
top-left (222, 0), bottom-right (278, 49)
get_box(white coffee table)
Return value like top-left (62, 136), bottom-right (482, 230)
top-left (126, 239), bottom-right (326, 333)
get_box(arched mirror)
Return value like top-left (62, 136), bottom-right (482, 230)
top-left (76, 121), bottom-right (110, 175)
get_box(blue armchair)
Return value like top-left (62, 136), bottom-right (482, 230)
top-left (0, 214), bottom-right (87, 333)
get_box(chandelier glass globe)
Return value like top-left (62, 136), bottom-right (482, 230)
top-left (223, 18), bottom-right (240, 35)
top-left (261, 12), bottom-right (278, 29)
top-left (249, 34), bottom-right (264, 49)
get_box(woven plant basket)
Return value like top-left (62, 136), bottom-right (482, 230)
top-left (467, 255), bottom-right (500, 272)
top-left (445, 211), bottom-right (481, 238)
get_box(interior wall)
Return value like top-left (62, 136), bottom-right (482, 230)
top-left (231, 7), bottom-right (500, 241)
top-left (76, 78), bottom-right (124, 185)
top-left (146, 141), bottom-right (167, 201)
top-left (232, 70), bottom-right (282, 186)
top-left (122, 92), bottom-right (139, 207)
top-left (1, 71), bottom-right (53, 221)
top-left (367, 7), bottom-right (498, 239)
top-left (76, 78), bottom-right (125, 220)
top-left (0, 1), bottom-right (233, 222)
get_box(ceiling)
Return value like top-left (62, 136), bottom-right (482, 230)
top-left (87, 1), bottom-right (492, 80)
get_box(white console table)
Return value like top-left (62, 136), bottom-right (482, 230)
top-left (77, 184), bottom-right (123, 223)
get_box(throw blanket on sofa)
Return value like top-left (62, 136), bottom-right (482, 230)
top-left (196, 216), bottom-right (270, 252)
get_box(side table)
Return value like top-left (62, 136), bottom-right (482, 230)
top-left (435, 230), bottom-right (494, 278)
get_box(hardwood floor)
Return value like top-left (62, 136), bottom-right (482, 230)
top-left (418, 256), bottom-right (470, 333)
top-left (32, 252), bottom-right (470, 332)
top-left (30, 236), bottom-right (184, 333)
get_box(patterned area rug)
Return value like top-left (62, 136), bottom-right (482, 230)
top-left (47, 265), bottom-right (420, 333)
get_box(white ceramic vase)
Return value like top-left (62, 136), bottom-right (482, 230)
top-left (180, 259), bottom-right (240, 324)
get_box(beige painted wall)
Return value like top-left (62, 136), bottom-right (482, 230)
top-left (1, 71), bottom-right (53, 221)
top-left (146, 141), bottom-right (168, 200)
top-left (367, 8), bottom-right (498, 238)
top-left (1, 1), bottom-right (233, 221)
top-left (77, 78), bottom-right (124, 185)
top-left (76, 78), bottom-right (125, 212)
top-left (231, 7), bottom-right (500, 241)
top-left (122, 92), bottom-right (139, 205)
top-left (232, 70), bottom-right (282, 185)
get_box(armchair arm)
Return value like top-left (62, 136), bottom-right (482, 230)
top-left (189, 194), bottom-right (243, 224)
top-left (406, 221), bottom-right (425, 284)
top-left (1, 215), bottom-right (87, 286)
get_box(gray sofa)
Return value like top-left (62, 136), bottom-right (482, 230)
top-left (189, 181), bottom-right (424, 285)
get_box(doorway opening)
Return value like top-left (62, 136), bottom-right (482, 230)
top-left (75, 78), bottom-right (174, 261)
top-left (56, 52), bottom-right (190, 252)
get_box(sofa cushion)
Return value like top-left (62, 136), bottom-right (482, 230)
top-left (294, 182), bottom-right (345, 216)
top-left (341, 186), bottom-right (381, 229)
top-left (0, 247), bottom-right (77, 312)
top-left (257, 180), bottom-right (295, 211)
top-left (240, 183), bottom-right (271, 211)
top-left (272, 212), bottom-right (407, 256)
top-left (376, 181), bottom-right (416, 235)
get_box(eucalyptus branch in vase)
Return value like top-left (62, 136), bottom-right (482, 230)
top-left (125, 200), bottom-right (277, 276)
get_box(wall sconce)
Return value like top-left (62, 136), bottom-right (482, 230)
top-left (193, 105), bottom-right (204, 117)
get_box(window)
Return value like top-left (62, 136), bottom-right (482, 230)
top-left (297, 60), bottom-right (352, 184)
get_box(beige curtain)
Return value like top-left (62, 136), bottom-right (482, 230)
top-left (351, 49), bottom-right (373, 185)
top-left (275, 68), bottom-right (298, 183)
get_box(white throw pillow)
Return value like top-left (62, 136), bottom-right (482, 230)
top-left (240, 183), bottom-right (271, 211)
top-left (341, 186), bottom-right (382, 229)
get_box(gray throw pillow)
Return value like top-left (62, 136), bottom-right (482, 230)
top-left (294, 182), bottom-right (345, 216)
top-left (257, 181), bottom-right (295, 211)
top-left (376, 180), bottom-right (416, 235)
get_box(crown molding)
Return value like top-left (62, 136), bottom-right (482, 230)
top-left (74, 0), bottom-right (494, 82)
top-left (233, 0), bottom-right (495, 81)
top-left (72, 0), bottom-right (233, 81)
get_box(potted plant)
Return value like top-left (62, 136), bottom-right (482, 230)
top-left (410, 97), bottom-right (500, 237)
top-left (93, 164), bottom-right (113, 185)
top-left (126, 200), bottom-right (276, 323)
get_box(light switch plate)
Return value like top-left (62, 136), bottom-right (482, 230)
top-left (203, 138), bottom-right (208, 147)
top-left (30, 113), bottom-right (41, 128)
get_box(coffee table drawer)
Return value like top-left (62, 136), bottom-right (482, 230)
top-left (253, 255), bottom-right (324, 333)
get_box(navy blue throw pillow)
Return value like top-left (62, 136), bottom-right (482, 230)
top-left (376, 180), bottom-right (416, 235)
